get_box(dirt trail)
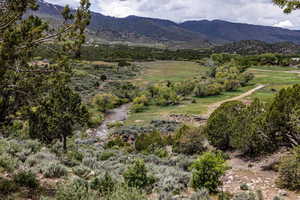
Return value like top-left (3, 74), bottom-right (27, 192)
top-left (202, 84), bottom-right (266, 119)
top-left (223, 152), bottom-right (300, 200)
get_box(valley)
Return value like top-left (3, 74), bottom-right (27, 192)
top-left (2, 1), bottom-right (300, 200)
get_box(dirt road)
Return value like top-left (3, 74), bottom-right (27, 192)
top-left (202, 84), bottom-right (266, 119)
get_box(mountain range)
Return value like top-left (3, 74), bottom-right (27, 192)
top-left (33, 0), bottom-right (300, 48)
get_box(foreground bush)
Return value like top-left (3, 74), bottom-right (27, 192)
top-left (190, 152), bottom-right (228, 193)
top-left (90, 172), bottom-right (115, 195)
top-left (13, 170), bottom-right (39, 189)
top-left (123, 159), bottom-right (156, 189)
top-left (107, 184), bottom-right (147, 200)
top-left (266, 84), bottom-right (300, 147)
top-left (230, 98), bottom-right (274, 157)
top-left (43, 163), bottom-right (68, 178)
top-left (0, 178), bottom-right (18, 195)
top-left (277, 146), bottom-right (300, 190)
top-left (135, 131), bottom-right (165, 152)
top-left (173, 125), bottom-right (207, 155)
top-left (205, 101), bottom-right (245, 150)
top-left (56, 178), bottom-right (97, 200)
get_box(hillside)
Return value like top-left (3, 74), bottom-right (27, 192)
top-left (180, 20), bottom-right (300, 44)
top-left (33, 1), bottom-right (300, 48)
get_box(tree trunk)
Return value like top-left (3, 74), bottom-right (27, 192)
top-left (63, 135), bottom-right (67, 152)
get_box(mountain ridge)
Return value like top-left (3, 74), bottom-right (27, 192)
top-left (35, 0), bottom-right (300, 48)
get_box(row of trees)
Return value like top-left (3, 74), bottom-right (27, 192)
top-left (211, 53), bottom-right (300, 67)
top-left (0, 0), bottom-right (91, 150)
top-left (35, 43), bottom-right (211, 62)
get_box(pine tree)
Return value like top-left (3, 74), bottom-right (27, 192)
top-left (0, 0), bottom-right (90, 151)
top-left (273, 0), bottom-right (300, 13)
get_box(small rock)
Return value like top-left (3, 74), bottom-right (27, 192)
top-left (240, 183), bottom-right (250, 191)
top-left (278, 189), bottom-right (288, 196)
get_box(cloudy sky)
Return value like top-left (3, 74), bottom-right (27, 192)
top-left (45, 0), bottom-right (300, 29)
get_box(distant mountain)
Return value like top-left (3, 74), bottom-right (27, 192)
top-left (34, 1), bottom-right (300, 48)
top-left (180, 20), bottom-right (300, 44)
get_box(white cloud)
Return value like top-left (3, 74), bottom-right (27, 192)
top-left (44, 0), bottom-right (300, 29)
top-left (273, 20), bottom-right (294, 28)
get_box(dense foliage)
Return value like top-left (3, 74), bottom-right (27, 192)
top-left (277, 146), bottom-right (300, 190)
top-left (206, 85), bottom-right (300, 157)
top-left (0, 0), bottom-right (91, 150)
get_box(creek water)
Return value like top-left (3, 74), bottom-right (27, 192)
top-left (96, 104), bottom-right (130, 138)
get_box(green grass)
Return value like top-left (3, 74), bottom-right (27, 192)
top-left (125, 62), bottom-right (300, 125)
top-left (133, 61), bottom-right (206, 85)
top-left (246, 67), bottom-right (300, 103)
top-left (126, 85), bottom-right (255, 125)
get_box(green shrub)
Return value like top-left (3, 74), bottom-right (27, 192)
top-left (107, 184), bottom-right (147, 200)
top-left (82, 157), bottom-right (98, 169)
top-left (153, 148), bottom-right (168, 158)
top-left (72, 165), bottom-right (91, 178)
top-left (98, 151), bottom-right (115, 161)
top-left (0, 178), bottom-right (18, 195)
top-left (105, 137), bottom-right (127, 149)
top-left (0, 153), bottom-right (19, 172)
top-left (173, 126), bottom-right (207, 155)
top-left (191, 188), bottom-right (211, 200)
top-left (266, 85), bottom-right (300, 147)
top-left (206, 83), bottom-right (223, 96)
top-left (276, 146), bottom-right (300, 190)
top-left (56, 178), bottom-right (97, 200)
top-left (123, 159), bottom-right (156, 189)
top-left (88, 112), bottom-right (104, 128)
top-left (24, 140), bottom-right (42, 153)
top-left (135, 131), bottom-right (165, 152)
top-left (190, 152), bottom-right (228, 193)
top-left (67, 150), bottom-right (84, 162)
top-left (131, 103), bottom-right (146, 113)
top-left (92, 93), bottom-right (120, 112)
top-left (90, 172), bottom-right (115, 195)
top-left (13, 170), bottom-right (39, 189)
top-left (223, 79), bottom-right (240, 91)
top-left (194, 83), bottom-right (209, 97)
top-left (133, 95), bottom-right (149, 106)
top-left (43, 163), bottom-right (68, 178)
top-left (107, 121), bottom-right (124, 129)
top-left (205, 101), bottom-right (245, 150)
top-left (230, 98), bottom-right (274, 157)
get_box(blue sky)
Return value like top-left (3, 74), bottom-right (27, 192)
top-left (44, 0), bottom-right (300, 29)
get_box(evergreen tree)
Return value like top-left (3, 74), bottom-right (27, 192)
top-left (273, 0), bottom-right (300, 13)
top-left (0, 0), bottom-right (90, 151)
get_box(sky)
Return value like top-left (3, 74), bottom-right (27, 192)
top-left (44, 0), bottom-right (300, 29)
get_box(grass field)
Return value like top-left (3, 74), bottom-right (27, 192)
top-left (125, 62), bottom-right (300, 125)
top-left (246, 67), bottom-right (300, 102)
top-left (133, 61), bottom-right (206, 85)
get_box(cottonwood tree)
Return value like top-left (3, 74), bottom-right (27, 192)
top-left (273, 0), bottom-right (300, 13)
top-left (0, 0), bottom-right (91, 151)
